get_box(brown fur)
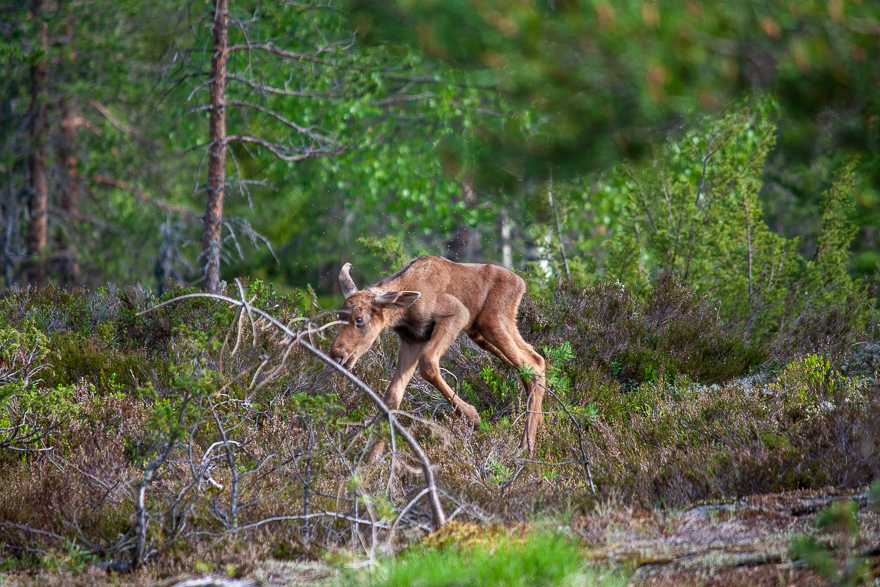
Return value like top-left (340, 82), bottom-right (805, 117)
top-left (330, 255), bottom-right (547, 459)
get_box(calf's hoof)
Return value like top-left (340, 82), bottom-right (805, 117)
top-left (367, 440), bottom-right (386, 462)
top-left (454, 404), bottom-right (481, 427)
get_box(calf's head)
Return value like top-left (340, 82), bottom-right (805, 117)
top-left (329, 263), bottom-right (420, 369)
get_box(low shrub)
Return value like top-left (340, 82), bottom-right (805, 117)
top-left (519, 273), bottom-right (766, 391)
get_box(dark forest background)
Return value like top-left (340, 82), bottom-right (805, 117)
top-left (1, 0), bottom-right (878, 307)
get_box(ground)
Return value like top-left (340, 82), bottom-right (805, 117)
top-left (2, 488), bottom-right (875, 587)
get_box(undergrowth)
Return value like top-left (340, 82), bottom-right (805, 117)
top-left (0, 277), bottom-right (878, 577)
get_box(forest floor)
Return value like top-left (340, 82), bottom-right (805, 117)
top-left (578, 487), bottom-right (874, 586)
top-left (2, 487), bottom-right (876, 586)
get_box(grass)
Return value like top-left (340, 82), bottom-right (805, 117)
top-left (345, 529), bottom-right (628, 587)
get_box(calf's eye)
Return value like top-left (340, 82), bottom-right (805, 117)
top-left (354, 317), bottom-right (364, 326)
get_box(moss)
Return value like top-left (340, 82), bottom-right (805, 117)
top-left (364, 531), bottom-right (628, 587)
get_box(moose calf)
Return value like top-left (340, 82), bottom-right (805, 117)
top-left (329, 255), bottom-right (546, 460)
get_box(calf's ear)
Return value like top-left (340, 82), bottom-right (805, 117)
top-left (375, 291), bottom-right (421, 310)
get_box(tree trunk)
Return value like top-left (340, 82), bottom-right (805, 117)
top-left (26, 0), bottom-right (49, 287)
top-left (202, 0), bottom-right (228, 294)
top-left (445, 182), bottom-right (480, 262)
top-left (500, 207), bottom-right (512, 269)
top-left (57, 13), bottom-right (80, 289)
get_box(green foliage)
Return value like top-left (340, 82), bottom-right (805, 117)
top-left (479, 364), bottom-right (516, 405)
top-left (0, 320), bottom-right (77, 425)
top-left (351, 0), bottom-right (880, 198)
top-left (486, 456), bottom-right (512, 485)
top-left (810, 161), bottom-right (862, 288)
top-left (12, 383), bottom-right (77, 417)
top-left (605, 100), bottom-right (792, 320)
top-left (358, 235), bottom-right (409, 273)
top-left (4, 0), bottom-right (877, 318)
top-left (538, 100), bottom-right (876, 352)
top-left (0, 320), bottom-right (49, 364)
top-left (543, 341), bottom-right (575, 366)
top-left (362, 532), bottom-right (627, 587)
top-left (771, 354), bottom-right (832, 403)
top-left (543, 342), bottom-right (575, 396)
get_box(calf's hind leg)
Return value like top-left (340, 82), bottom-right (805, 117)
top-left (474, 310), bottom-right (546, 453)
top-left (482, 329), bottom-right (546, 453)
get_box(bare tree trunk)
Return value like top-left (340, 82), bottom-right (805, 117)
top-left (57, 13), bottom-right (80, 289)
top-left (26, 0), bottom-right (49, 287)
top-left (500, 206), bottom-right (512, 269)
top-left (1, 193), bottom-right (16, 288)
top-left (202, 0), bottom-right (228, 294)
top-left (445, 182), bottom-right (479, 262)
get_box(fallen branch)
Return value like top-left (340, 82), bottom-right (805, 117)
top-left (136, 280), bottom-right (447, 529)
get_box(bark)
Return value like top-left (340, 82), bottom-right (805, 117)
top-left (203, 0), bottom-right (228, 294)
top-left (26, 0), bottom-right (49, 287)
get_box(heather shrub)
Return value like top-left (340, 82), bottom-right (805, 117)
top-left (1, 271), bottom-right (878, 575)
top-left (519, 273), bottom-right (765, 391)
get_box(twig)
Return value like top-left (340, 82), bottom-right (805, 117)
top-left (540, 384), bottom-right (596, 495)
top-left (547, 169), bottom-right (570, 279)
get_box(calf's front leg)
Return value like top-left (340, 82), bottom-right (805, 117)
top-left (417, 314), bottom-right (481, 426)
top-left (367, 341), bottom-right (425, 462)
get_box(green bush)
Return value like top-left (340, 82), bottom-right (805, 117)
top-left (550, 100), bottom-right (876, 357)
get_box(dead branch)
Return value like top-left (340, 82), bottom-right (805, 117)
top-left (226, 100), bottom-right (338, 144)
top-left (225, 135), bottom-right (351, 162)
top-left (226, 73), bottom-right (345, 100)
top-left (540, 384), bottom-right (596, 495)
top-left (127, 393), bottom-right (194, 571)
top-left (227, 43), bottom-right (336, 66)
top-left (136, 282), bottom-right (448, 529)
top-left (272, 0), bottom-right (335, 8)
top-left (88, 100), bottom-right (132, 135)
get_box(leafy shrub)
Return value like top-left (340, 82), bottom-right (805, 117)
top-left (552, 100), bottom-right (876, 357)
